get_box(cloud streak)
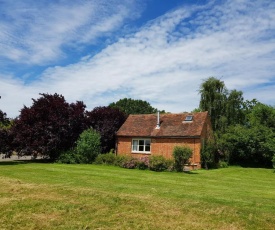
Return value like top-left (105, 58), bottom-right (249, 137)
top-left (0, 0), bottom-right (140, 65)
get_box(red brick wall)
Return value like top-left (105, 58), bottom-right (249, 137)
top-left (116, 137), bottom-right (202, 168)
top-left (116, 137), bottom-right (132, 156)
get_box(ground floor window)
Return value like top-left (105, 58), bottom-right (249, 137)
top-left (132, 139), bottom-right (151, 153)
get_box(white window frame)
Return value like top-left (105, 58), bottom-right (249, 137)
top-left (132, 138), bottom-right (151, 154)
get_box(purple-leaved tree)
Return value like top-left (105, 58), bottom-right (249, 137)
top-left (11, 93), bottom-right (87, 160)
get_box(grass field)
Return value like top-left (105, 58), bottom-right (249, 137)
top-left (0, 161), bottom-right (274, 230)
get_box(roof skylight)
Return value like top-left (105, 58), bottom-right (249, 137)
top-left (184, 115), bottom-right (193, 121)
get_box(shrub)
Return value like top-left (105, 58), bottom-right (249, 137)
top-left (272, 154), bottom-right (275, 170)
top-left (113, 155), bottom-right (128, 167)
top-left (94, 152), bottom-right (116, 165)
top-left (137, 157), bottom-right (150, 170)
top-left (218, 161), bottom-right (229, 168)
top-left (56, 149), bottom-right (81, 164)
top-left (75, 128), bottom-right (101, 163)
top-left (201, 140), bottom-right (219, 169)
top-left (166, 159), bottom-right (175, 172)
top-left (120, 156), bottom-right (138, 169)
top-left (173, 146), bottom-right (192, 172)
top-left (149, 155), bottom-right (169, 172)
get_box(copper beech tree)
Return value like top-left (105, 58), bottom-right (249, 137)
top-left (86, 106), bottom-right (127, 153)
top-left (12, 93), bottom-right (87, 160)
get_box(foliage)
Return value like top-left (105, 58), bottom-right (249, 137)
top-left (272, 155), bottom-right (275, 169)
top-left (199, 77), bottom-right (228, 131)
top-left (94, 152), bottom-right (117, 165)
top-left (225, 89), bottom-right (245, 127)
top-left (218, 161), bottom-right (229, 168)
top-left (11, 93), bottom-right (87, 160)
top-left (86, 106), bottom-right (127, 153)
top-left (148, 155), bottom-right (170, 172)
top-left (247, 103), bottom-right (275, 129)
top-left (137, 156), bottom-right (150, 170)
top-left (218, 125), bottom-right (275, 167)
top-left (173, 146), bottom-right (193, 172)
top-left (199, 77), bottom-right (275, 168)
top-left (109, 98), bottom-right (165, 115)
top-left (94, 154), bottom-right (172, 172)
top-left (0, 110), bottom-right (13, 154)
top-left (217, 103), bottom-right (275, 168)
top-left (119, 156), bottom-right (139, 169)
top-left (199, 77), bottom-right (246, 132)
top-left (191, 108), bottom-right (202, 113)
top-left (112, 155), bottom-right (128, 167)
top-left (56, 149), bottom-right (82, 164)
top-left (0, 130), bottom-right (14, 155)
top-left (201, 140), bottom-right (219, 169)
top-left (0, 110), bottom-right (11, 128)
top-left (75, 128), bottom-right (101, 163)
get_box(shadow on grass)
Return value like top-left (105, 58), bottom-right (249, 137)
top-left (183, 171), bottom-right (199, 175)
top-left (0, 159), bottom-right (52, 166)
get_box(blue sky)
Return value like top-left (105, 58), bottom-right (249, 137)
top-left (0, 0), bottom-right (275, 117)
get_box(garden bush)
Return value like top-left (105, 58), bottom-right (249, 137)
top-left (137, 157), bottom-right (150, 170)
top-left (149, 155), bottom-right (169, 172)
top-left (75, 128), bottom-right (101, 163)
top-left (218, 161), bottom-right (229, 168)
top-left (173, 146), bottom-right (192, 172)
top-left (166, 159), bottom-right (175, 172)
top-left (94, 152), bottom-right (116, 165)
top-left (201, 140), bottom-right (219, 169)
top-left (112, 155), bottom-right (128, 167)
top-left (56, 149), bottom-right (81, 164)
top-left (120, 156), bottom-right (139, 169)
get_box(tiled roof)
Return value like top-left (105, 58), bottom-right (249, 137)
top-left (116, 111), bottom-right (209, 137)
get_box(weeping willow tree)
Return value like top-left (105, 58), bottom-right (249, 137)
top-left (199, 77), bottom-right (227, 131)
top-left (199, 77), bottom-right (246, 132)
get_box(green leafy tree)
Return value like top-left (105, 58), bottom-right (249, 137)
top-left (0, 110), bottom-right (11, 128)
top-left (75, 128), bottom-right (101, 163)
top-left (198, 77), bottom-right (275, 168)
top-left (242, 99), bottom-right (258, 118)
top-left (226, 89), bottom-right (245, 126)
top-left (199, 77), bottom-right (227, 131)
top-left (0, 110), bottom-right (12, 154)
top-left (201, 140), bottom-right (219, 169)
top-left (199, 77), bottom-right (246, 132)
top-left (247, 103), bottom-right (275, 130)
top-left (217, 102), bottom-right (275, 168)
top-left (109, 98), bottom-right (165, 115)
top-left (218, 125), bottom-right (275, 167)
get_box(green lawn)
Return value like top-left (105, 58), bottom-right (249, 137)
top-left (0, 161), bottom-right (274, 230)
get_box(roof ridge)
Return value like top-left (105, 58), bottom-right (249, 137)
top-left (128, 111), bottom-right (208, 116)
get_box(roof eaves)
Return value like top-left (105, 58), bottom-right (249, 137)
top-left (117, 134), bottom-right (201, 139)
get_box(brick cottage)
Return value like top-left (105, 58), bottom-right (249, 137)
top-left (116, 111), bottom-right (212, 169)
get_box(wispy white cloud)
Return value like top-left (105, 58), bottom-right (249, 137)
top-left (0, 0), bottom-right (140, 65)
top-left (1, 0), bottom-right (275, 117)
